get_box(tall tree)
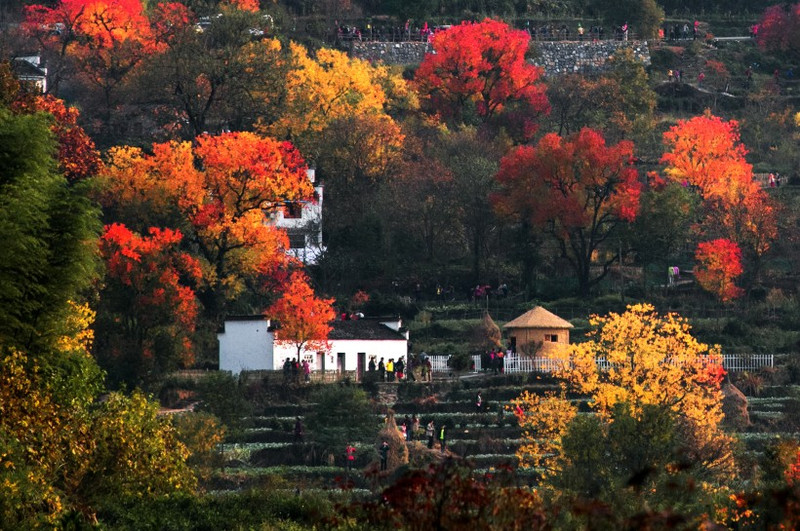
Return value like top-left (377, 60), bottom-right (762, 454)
top-left (494, 127), bottom-right (641, 297)
top-left (414, 18), bottom-right (548, 138)
top-left (532, 304), bottom-right (734, 478)
top-left (96, 223), bottom-right (202, 387)
top-left (0, 106), bottom-right (100, 355)
top-left (267, 271), bottom-right (335, 361)
top-left (756, 3), bottom-right (800, 59)
top-left (142, 4), bottom-right (286, 139)
top-left (100, 131), bottom-right (314, 321)
top-left (660, 113), bottom-right (777, 283)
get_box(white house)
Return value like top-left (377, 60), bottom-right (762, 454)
top-left (12, 55), bottom-right (47, 93)
top-left (218, 316), bottom-right (409, 378)
top-left (268, 169), bottom-right (325, 265)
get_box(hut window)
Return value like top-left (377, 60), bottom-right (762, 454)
top-left (545, 334), bottom-right (558, 342)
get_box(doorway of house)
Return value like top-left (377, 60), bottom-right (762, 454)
top-left (357, 352), bottom-right (366, 381)
top-left (337, 352), bottom-right (345, 373)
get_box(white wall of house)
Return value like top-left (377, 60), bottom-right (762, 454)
top-left (273, 338), bottom-right (408, 372)
top-left (218, 319), bottom-right (274, 375)
top-left (270, 169), bottom-right (325, 265)
top-left (218, 317), bottom-right (408, 376)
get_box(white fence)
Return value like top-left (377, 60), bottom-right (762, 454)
top-left (429, 353), bottom-right (774, 374)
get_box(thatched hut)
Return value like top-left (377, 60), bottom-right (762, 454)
top-left (503, 306), bottom-right (573, 356)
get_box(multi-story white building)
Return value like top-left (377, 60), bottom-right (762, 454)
top-left (269, 168), bottom-right (325, 265)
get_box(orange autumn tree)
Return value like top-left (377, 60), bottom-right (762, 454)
top-left (97, 223), bottom-right (201, 386)
top-left (660, 112), bottom-right (777, 280)
top-left (694, 238), bottom-right (744, 302)
top-left (493, 127), bottom-right (641, 297)
top-left (101, 132), bottom-right (314, 319)
top-left (24, 0), bottom-right (156, 126)
top-left (267, 271), bottom-right (335, 362)
top-left (414, 19), bottom-right (548, 136)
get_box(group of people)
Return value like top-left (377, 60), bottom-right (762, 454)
top-left (481, 348), bottom-right (509, 374)
top-left (368, 355), bottom-right (434, 382)
top-left (282, 357), bottom-right (311, 383)
top-left (664, 20), bottom-right (701, 41)
top-left (334, 20), bottom-right (441, 43)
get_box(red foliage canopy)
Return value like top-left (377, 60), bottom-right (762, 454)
top-left (494, 127), bottom-right (640, 296)
top-left (756, 3), bottom-right (800, 56)
top-left (414, 19), bottom-right (548, 126)
top-left (694, 238), bottom-right (744, 303)
top-left (100, 222), bottom-right (202, 365)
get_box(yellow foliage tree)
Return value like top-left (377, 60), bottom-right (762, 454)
top-left (262, 42), bottom-right (413, 160)
top-left (510, 391), bottom-right (576, 475)
top-left (514, 303), bottom-right (734, 478)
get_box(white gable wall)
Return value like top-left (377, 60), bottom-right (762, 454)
top-left (218, 320), bottom-right (274, 375)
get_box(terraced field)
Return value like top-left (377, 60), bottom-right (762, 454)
top-left (208, 375), bottom-right (800, 493)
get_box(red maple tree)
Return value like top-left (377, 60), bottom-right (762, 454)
top-left (414, 19), bottom-right (548, 132)
top-left (101, 132), bottom-right (314, 319)
top-left (98, 223), bottom-right (202, 383)
top-left (756, 3), bottom-right (800, 57)
top-left (694, 238), bottom-right (744, 303)
top-left (493, 127), bottom-right (640, 297)
top-left (267, 272), bottom-right (335, 361)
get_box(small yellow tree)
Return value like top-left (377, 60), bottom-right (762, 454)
top-left (510, 390), bottom-right (576, 475)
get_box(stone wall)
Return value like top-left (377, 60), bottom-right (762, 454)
top-left (350, 41), bottom-right (431, 65)
top-left (350, 40), bottom-right (651, 77)
top-left (531, 40), bottom-right (651, 76)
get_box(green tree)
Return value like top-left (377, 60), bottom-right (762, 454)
top-left (591, 0), bottom-right (664, 39)
top-left (0, 106), bottom-right (100, 359)
top-left (627, 181), bottom-right (698, 292)
top-left (305, 384), bottom-right (378, 460)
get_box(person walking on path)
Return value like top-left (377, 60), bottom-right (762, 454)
top-left (439, 423), bottom-right (447, 452)
top-left (426, 421), bottom-right (435, 449)
top-left (476, 391), bottom-right (483, 411)
top-left (386, 358), bottom-right (395, 382)
top-left (379, 441), bottom-right (389, 470)
top-left (294, 417), bottom-right (304, 443)
top-left (346, 443), bottom-right (356, 472)
top-left (378, 357), bottom-right (385, 381)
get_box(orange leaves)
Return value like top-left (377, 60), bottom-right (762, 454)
top-left (694, 239), bottom-right (744, 302)
top-left (223, 0), bottom-right (260, 12)
top-left (267, 272), bottom-right (336, 358)
top-left (415, 19), bottom-right (548, 124)
top-left (660, 112), bottom-right (778, 265)
top-left (661, 113), bottom-right (752, 201)
top-left (103, 132), bottom-right (313, 314)
top-left (100, 223), bottom-right (200, 365)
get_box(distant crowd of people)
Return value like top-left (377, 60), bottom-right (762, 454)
top-left (368, 355), bottom-right (433, 383)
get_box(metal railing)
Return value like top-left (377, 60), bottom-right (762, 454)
top-left (429, 353), bottom-right (774, 374)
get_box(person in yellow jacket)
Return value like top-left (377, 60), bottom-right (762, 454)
top-left (386, 358), bottom-right (395, 382)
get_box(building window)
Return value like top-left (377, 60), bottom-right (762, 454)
top-left (288, 233), bottom-right (306, 249)
top-left (284, 201), bottom-right (303, 219)
top-left (544, 334), bottom-right (558, 342)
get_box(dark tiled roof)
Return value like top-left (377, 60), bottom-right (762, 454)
top-left (329, 319), bottom-right (406, 340)
top-left (12, 58), bottom-right (45, 77)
